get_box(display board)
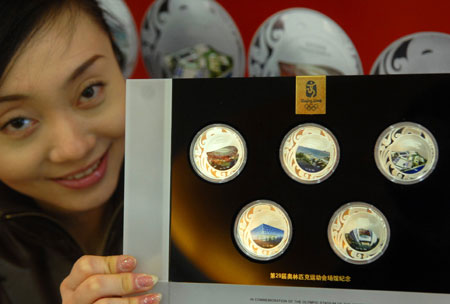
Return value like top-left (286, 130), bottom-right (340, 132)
top-left (124, 74), bottom-right (450, 304)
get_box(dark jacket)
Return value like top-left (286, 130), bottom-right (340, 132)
top-left (0, 183), bottom-right (123, 304)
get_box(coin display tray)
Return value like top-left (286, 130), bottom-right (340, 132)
top-left (166, 74), bottom-right (450, 294)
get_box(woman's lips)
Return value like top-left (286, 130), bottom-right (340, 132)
top-left (53, 151), bottom-right (109, 189)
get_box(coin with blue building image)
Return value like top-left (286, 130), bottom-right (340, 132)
top-left (234, 200), bottom-right (292, 261)
top-left (251, 224), bottom-right (284, 248)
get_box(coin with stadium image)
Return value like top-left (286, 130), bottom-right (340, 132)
top-left (190, 124), bottom-right (247, 183)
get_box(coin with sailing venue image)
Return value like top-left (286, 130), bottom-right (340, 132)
top-left (280, 123), bottom-right (339, 184)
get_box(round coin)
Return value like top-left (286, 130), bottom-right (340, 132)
top-left (190, 124), bottom-right (247, 183)
top-left (374, 122), bottom-right (438, 185)
top-left (328, 202), bottom-right (390, 264)
top-left (234, 200), bottom-right (292, 261)
top-left (280, 123), bottom-right (339, 184)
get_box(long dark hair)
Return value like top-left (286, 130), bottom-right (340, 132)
top-left (0, 0), bottom-right (123, 84)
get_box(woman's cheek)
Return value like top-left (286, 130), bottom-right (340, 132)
top-left (101, 76), bottom-right (125, 138)
top-left (96, 94), bottom-right (125, 139)
top-left (0, 144), bottom-right (45, 185)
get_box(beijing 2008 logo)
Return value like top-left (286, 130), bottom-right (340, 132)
top-left (306, 80), bottom-right (317, 98)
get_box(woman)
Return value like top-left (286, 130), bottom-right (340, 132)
top-left (0, 1), bottom-right (160, 303)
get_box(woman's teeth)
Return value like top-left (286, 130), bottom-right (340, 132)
top-left (65, 160), bottom-right (101, 180)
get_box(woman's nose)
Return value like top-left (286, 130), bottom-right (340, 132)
top-left (47, 117), bottom-right (96, 163)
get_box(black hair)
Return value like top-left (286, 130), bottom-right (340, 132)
top-left (0, 0), bottom-right (124, 84)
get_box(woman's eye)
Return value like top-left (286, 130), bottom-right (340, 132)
top-left (1, 117), bottom-right (37, 137)
top-left (79, 82), bottom-right (105, 106)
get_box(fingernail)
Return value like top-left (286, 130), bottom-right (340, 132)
top-left (118, 255), bottom-right (136, 272)
top-left (136, 274), bottom-right (158, 288)
top-left (141, 293), bottom-right (162, 304)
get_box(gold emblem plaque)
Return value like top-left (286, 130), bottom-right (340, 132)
top-left (296, 76), bottom-right (326, 115)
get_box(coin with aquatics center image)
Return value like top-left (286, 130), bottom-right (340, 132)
top-left (374, 121), bottom-right (438, 185)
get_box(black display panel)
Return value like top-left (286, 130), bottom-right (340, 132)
top-left (169, 74), bottom-right (450, 293)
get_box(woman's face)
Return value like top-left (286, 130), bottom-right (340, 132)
top-left (0, 11), bottom-right (125, 214)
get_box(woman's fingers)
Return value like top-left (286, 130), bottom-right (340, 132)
top-left (60, 255), bottom-right (160, 304)
top-left (62, 255), bottom-right (137, 291)
top-left (73, 272), bottom-right (158, 303)
top-left (93, 293), bottom-right (162, 304)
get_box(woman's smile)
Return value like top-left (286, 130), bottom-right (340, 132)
top-left (52, 147), bottom-right (109, 189)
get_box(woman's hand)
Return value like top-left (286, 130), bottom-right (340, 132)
top-left (60, 255), bottom-right (161, 304)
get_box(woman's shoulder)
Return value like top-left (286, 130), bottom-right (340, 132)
top-left (0, 188), bottom-right (123, 304)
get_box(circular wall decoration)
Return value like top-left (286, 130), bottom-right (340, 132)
top-left (248, 8), bottom-right (363, 76)
top-left (141, 0), bottom-right (245, 78)
top-left (370, 32), bottom-right (450, 74)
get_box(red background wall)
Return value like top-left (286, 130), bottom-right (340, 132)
top-left (124, 0), bottom-right (450, 78)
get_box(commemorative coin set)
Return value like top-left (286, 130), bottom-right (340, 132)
top-left (168, 75), bottom-right (449, 293)
top-left (189, 121), bottom-right (438, 263)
